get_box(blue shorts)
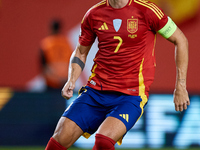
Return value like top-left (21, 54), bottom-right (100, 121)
top-left (62, 86), bottom-right (145, 138)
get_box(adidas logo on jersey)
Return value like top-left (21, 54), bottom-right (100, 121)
top-left (98, 22), bottom-right (108, 30)
top-left (119, 114), bottom-right (129, 122)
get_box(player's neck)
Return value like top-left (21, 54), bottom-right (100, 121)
top-left (108, 0), bottom-right (129, 9)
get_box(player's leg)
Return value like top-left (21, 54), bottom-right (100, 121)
top-left (92, 95), bottom-right (144, 150)
top-left (45, 117), bottom-right (83, 150)
top-left (46, 86), bottom-right (108, 150)
top-left (92, 116), bottom-right (126, 150)
top-left (53, 117), bottom-right (84, 147)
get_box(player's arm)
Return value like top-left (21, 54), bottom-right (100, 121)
top-left (167, 27), bottom-right (190, 112)
top-left (61, 43), bottom-right (91, 99)
top-left (157, 16), bottom-right (190, 112)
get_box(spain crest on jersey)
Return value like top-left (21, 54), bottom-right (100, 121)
top-left (127, 18), bottom-right (138, 34)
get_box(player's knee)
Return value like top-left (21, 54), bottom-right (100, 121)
top-left (45, 137), bottom-right (67, 150)
top-left (52, 126), bottom-right (73, 149)
top-left (93, 134), bottom-right (116, 150)
top-left (52, 132), bottom-right (73, 149)
top-left (52, 117), bottom-right (83, 148)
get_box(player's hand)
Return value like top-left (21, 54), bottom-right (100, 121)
top-left (61, 80), bottom-right (75, 100)
top-left (173, 87), bottom-right (190, 112)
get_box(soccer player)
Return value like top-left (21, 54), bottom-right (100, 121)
top-left (45, 0), bottom-right (190, 149)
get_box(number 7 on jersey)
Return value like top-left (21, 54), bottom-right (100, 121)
top-left (113, 36), bottom-right (123, 53)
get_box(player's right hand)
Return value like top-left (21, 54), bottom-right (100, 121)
top-left (61, 81), bottom-right (75, 100)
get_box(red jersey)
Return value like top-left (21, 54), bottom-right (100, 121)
top-left (79, 0), bottom-right (168, 98)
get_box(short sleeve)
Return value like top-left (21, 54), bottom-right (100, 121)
top-left (79, 10), bottom-right (96, 46)
top-left (145, 2), bottom-right (168, 32)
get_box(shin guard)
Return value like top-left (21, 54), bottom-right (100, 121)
top-left (92, 134), bottom-right (116, 150)
top-left (45, 137), bottom-right (67, 150)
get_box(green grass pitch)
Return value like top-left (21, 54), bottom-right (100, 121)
top-left (0, 147), bottom-right (200, 150)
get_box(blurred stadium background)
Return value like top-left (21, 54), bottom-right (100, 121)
top-left (0, 0), bottom-right (200, 149)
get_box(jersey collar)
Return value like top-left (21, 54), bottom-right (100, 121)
top-left (106, 0), bottom-right (133, 7)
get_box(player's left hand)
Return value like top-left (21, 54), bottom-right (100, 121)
top-left (173, 87), bottom-right (190, 112)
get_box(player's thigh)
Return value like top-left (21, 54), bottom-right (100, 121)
top-left (97, 96), bottom-right (143, 142)
top-left (52, 117), bottom-right (83, 148)
top-left (63, 89), bottom-right (107, 135)
top-left (109, 97), bottom-right (143, 131)
top-left (97, 116), bottom-right (127, 142)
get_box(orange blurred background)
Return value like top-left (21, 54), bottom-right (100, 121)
top-left (0, 0), bottom-right (199, 94)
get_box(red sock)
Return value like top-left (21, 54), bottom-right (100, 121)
top-left (92, 134), bottom-right (116, 150)
top-left (45, 137), bottom-right (67, 150)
